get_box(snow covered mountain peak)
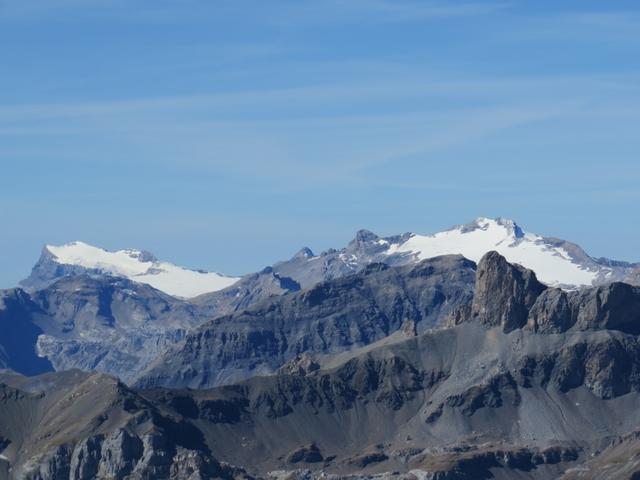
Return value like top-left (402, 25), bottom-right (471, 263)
top-left (24, 241), bottom-right (240, 298)
top-left (267, 216), bottom-right (640, 291)
top-left (45, 241), bottom-right (158, 277)
top-left (20, 217), bottom-right (640, 301)
top-left (385, 217), bottom-right (607, 288)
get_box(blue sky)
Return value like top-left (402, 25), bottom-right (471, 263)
top-left (1, 0), bottom-right (640, 287)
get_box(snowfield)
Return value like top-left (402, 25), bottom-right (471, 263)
top-left (46, 241), bottom-right (239, 298)
top-left (386, 217), bottom-right (602, 288)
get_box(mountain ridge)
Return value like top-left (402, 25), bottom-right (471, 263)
top-left (21, 218), bottom-right (640, 302)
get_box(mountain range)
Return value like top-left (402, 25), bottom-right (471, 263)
top-left (7, 216), bottom-right (633, 383)
top-left (2, 217), bottom-right (640, 479)
top-left (21, 218), bottom-right (640, 298)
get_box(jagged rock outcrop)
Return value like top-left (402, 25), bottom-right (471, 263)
top-left (470, 251), bottom-right (547, 332)
top-left (450, 251), bottom-right (640, 338)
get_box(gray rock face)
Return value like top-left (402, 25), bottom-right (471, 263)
top-left (525, 282), bottom-right (640, 336)
top-left (95, 429), bottom-right (143, 478)
top-left (470, 251), bottom-right (547, 332)
top-left (527, 288), bottom-right (573, 333)
top-left (134, 255), bottom-right (476, 389)
top-left (571, 282), bottom-right (640, 334)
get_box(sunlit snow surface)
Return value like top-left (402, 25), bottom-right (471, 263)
top-left (46, 241), bottom-right (239, 298)
top-left (386, 217), bottom-right (600, 287)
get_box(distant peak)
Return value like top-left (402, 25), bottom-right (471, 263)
top-left (353, 229), bottom-right (379, 243)
top-left (30, 241), bottom-right (238, 297)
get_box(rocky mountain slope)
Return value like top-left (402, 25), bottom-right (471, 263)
top-left (3, 252), bottom-right (640, 479)
top-left (1, 275), bottom-right (218, 380)
top-left (0, 370), bottom-right (250, 480)
top-left (1, 255), bottom-right (475, 384)
top-left (135, 255), bottom-right (476, 388)
top-left (29, 275), bottom-right (213, 383)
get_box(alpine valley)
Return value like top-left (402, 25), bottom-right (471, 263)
top-left (2, 218), bottom-right (640, 479)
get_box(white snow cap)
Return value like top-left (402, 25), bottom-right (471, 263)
top-left (45, 241), bottom-right (239, 298)
top-left (387, 217), bottom-right (600, 288)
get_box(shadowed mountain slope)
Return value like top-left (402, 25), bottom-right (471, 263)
top-left (0, 289), bottom-right (53, 376)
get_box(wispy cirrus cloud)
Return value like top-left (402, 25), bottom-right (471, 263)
top-left (0, 0), bottom-right (509, 23)
top-left (0, 81), bottom-right (617, 192)
top-left (1, 71), bottom-right (637, 121)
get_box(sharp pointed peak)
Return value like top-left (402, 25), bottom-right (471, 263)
top-left (352, 229), bottom-right (380, 243)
